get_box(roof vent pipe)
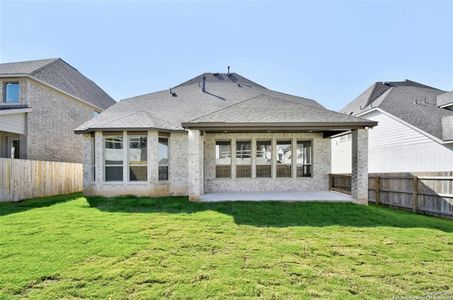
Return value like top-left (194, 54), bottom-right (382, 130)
top-left (202, 76), bottom-right (206, 92)
top-left (227, 66), bottom-right (230, 75)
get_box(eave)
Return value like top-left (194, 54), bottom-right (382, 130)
top-left (181, 121), bottom-right (377, 132)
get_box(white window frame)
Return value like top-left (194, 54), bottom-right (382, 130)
top-left (235, 140), bottom-right (252, 178)
top-left (255, 139), bottom-right (272, 178)
top-left (276, 139), bottom-right (292, 178)
top-left (103, 135), bottom-right (124, 182)
top-left (296, 139), bottom-right (313, 178)
top-left (128, 134), bottom-right (148, 182)
top-left (215, 140), bottom-right (232, 178)
top-left (158, 136), bottom-right (169, 181)
top-left (4, 82), bottom-right (20, 104)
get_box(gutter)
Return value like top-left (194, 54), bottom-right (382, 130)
top-left (74, 127), bottom-right (187, 134)
top-left (0, 107), bottom-right (32, 115)
top-left (181, 121), bottom-right (377, 130)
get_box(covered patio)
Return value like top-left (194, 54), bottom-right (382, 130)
top-left (200, 191), bottom-right (352, 202)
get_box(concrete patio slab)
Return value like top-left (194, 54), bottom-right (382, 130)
top-left (200, 191), bottom-right (352, 202)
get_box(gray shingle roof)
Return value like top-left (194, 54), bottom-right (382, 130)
top-left (0, 58), bottom-right (115, 110)
top-left (186, 94), bottom-right (373, 125)
top-left (341, 80), bottom-right (453, 142)
top-left (437, 91), bottom-right (453, 107)
top-left (76, 72), bottom-right (374, 133)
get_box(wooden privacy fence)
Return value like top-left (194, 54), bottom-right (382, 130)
top-left (0, 158), bottom-right (83, 202)
top-left (329, 172), bottom-right (453, 218)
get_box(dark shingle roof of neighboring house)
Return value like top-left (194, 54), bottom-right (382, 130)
top-left (0, 58), bottom-right (115, 110)
top-left (76, 72), bottom-right (375, 133)
top-left (341, 80), bottom-right (453, 142)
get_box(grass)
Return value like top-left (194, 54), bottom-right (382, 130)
top-left (0, 194), bottom-right (452, 299)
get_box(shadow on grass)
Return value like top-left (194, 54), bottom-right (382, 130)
top-left (0, 193), bottom-right (81, 217)
top-left (86, 195), bottom-right (453, 232)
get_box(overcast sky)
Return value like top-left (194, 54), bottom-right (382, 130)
top-left (1, 0), bottom-right (452, 110)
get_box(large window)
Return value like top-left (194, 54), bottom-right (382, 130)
top-left (276, 140), bottom-right (292, 177)
top-left (158, 137), bottom-right (169, 181)
top-left (129, 136), bottom-right (147, 181)
top-left (236, 140), bottom-right (251, 177)
top-left (104, 136), bottom-right (123, 181)
top-left (4, 83), bottom-right (19, 103)
top-left (297, 141), bottom-right (312, 177)
top-left (256, 140), bottom-right (272, 177)
top-left (216, 141), bottom-right (231, 178)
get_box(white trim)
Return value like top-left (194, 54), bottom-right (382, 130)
top-left (0, 108), bottom-right (31, 115)
top-left (357, 107), bottom-right (453, 145)
top-left (0, 74), bottom-right (105, 111)
top-left (440, 103), bottom-right (453, 109)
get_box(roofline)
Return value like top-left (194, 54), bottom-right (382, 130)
top-left (0, 74), bottom-right (106, 111)
top-left (74, 127), bottom-right (186, 134)
top-left (357, 107), bottom-right (453, 144)
top-left (0, 107), bottom-right (31, 115)
top-left (181, 121), bottom-right (377, 131)
top-left (439, 102), bottom-right (453, 109)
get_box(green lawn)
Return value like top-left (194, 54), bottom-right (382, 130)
top-left (0, 194), bottom-right (452, 299)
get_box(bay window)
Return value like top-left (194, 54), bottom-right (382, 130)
top-left (236, 140), bottom-right (251, 177)
top-left (276, 140), bottom-right (292, 177)
top-left (158, 137), bottom-right (169, 181)
top-left (297, 140), bottom-right (312, 177)
top-left (129, 135), bottom-right (147, 181)
top-left (255, 140), bottom-right (272, 177)
top-left (216, 141), bottom-right (231, 178)
top-left (104, 136), bottom-right (123, 181)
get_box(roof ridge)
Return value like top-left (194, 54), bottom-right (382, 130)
top-left (90, 109), bottom-right (145, 128)
top-left (190, 92), bottom-right (371, 123)
top-left (188, 93), bottom-right (268, 122)
top-left (29, 58), bottom-right (61, 75)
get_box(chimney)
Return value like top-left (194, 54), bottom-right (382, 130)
top-left (202, 76), bottom-right (206, 92)
top-left (227, 66), bottom-right (230, 75)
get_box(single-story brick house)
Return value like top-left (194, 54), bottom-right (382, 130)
top-left (75, 72), bottom-right (376, 203)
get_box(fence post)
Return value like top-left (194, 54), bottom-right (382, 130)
top-left (412, 176), bottom-right (418, 212)
top-left (375, 176), bottom-right (381, 205)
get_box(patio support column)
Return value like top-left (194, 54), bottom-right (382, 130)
top-left (94, 131), bottom-right (103, 188)
top-left (251, 138), bottom-right (256, 178)
top-left (188, 129), bottom-right (202, 201)
top-left (122, 131), bottom-right (127, 186)
top-left (231, 139), bottom-right (236, 178)
top-left (291, 137), bottom-right (297, 178)
top-left (81, 133), bottom-right (93, 195)
top-left (271, 137), bottom-right (277, 178)
top-left (351, 128), bottom-right (368, 205)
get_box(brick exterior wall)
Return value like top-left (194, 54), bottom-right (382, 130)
top-left (25, 79), bottom-right (99, 163)
top-left (351, 129), bottom-right (368, 204)
top-left (84, 130), bottom-right (189, 197)
top-left (203, 132), bottom-right (331, 194)
top-left (83, 130), bottom-right (334, 198)
top-left (1, 78), bottom-right (101, 162)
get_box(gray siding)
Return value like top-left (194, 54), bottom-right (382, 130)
top-left (332, 110), bottom-right (453, 173)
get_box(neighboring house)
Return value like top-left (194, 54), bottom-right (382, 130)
top-left (75, 72), bottom-right (376, 203)
top-left (332, 80), bottom-right (453, 173)
top-left (0, 58), bottom-right (116, 163)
